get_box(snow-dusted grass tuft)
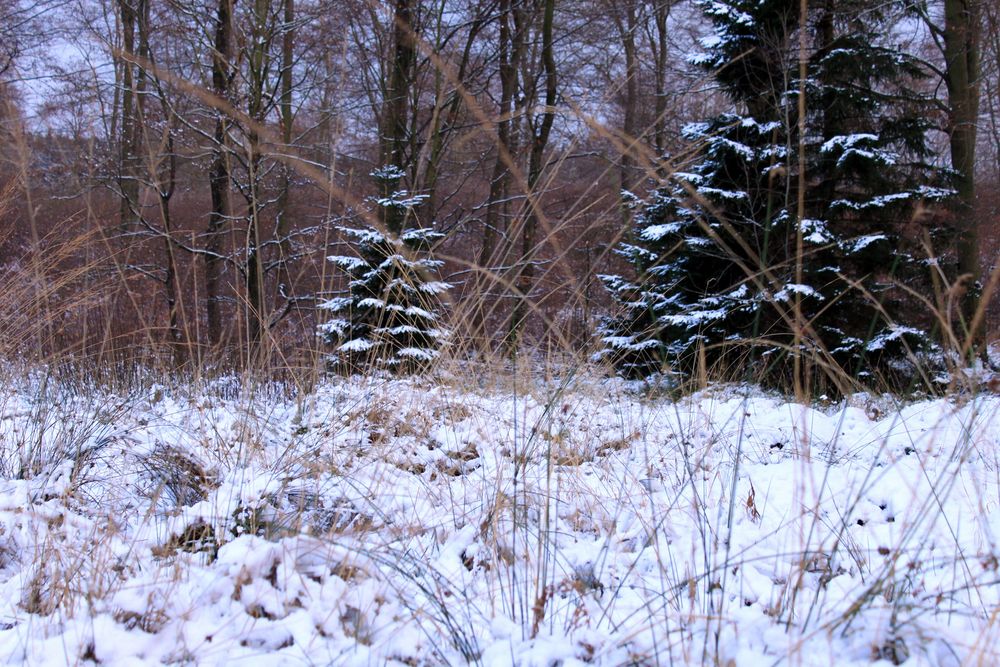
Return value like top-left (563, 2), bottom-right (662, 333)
top-left (0, 365), bottom-right (997, 665)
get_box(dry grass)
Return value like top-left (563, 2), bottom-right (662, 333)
top-left (0, 27), bottom-right (998, 664)
top-left (0, 334), bottom-right (996, 663)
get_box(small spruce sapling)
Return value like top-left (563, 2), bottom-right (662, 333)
top-left (319, 167), bottom-right (450, 373)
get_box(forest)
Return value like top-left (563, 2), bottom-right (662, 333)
top-left (0, 0), bottom-right (996, 389)
top-left (0, 2), bottom-right (999, 665)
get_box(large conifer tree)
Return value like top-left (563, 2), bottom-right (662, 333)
top-left (598, 0), bottom-right (951, 390)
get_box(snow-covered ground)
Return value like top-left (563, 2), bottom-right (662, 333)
top-left (0, 371), bottom-right (997, 665)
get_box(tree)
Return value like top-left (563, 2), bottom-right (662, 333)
top-left (505, 0), bottom-right (557, 351)
top-left (133, 0), bottom-right (186, 363)
top-left (206, 0), bottom-right (235, 348)
top-left (911, 0), bottom-right (983, 346)
top-left (941, 0), bottom-right (982, 344)
top-left (378, 0), bottom-right (418, 236)
top-left (794, 0), bottom-right (954, 387)
top-left (200, 0), bottom-right (305, 353)
top-left (473, 0), bottom-right (521, 344)
top-left (317, 2), bottom-right (450, 372)
top-left (115, 0), bottom-right (144, 233)
top-left (609, 0), bottom-right (641, 204)
top-left (598, 0), bottom-right (952, 392)
top-left (0, 0), bottom-right (49, 79)
top-left (319, 167), bottom-right (450, 373)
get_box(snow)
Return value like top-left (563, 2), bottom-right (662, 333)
top-left (680, 121), bottom-right (711, 140)
top-left (846, 233), bottom-right (888, 252)
top-left (338, 338), bottom-right (375, 352)
top-left (418, 281), bottom-right (453, 294)
top-left (865, 325), bottom-right (923, 351)
top-left (0, 373), bottom-right (998, 664)
top-left (394, 348), bottom-right (438, 361)
top-left (914, 185), bottom-right (956, 201)
top-left (403, 305), bottom-right (437, 320)
top-left (316, 318), bottom-right (349, 337)
top-left (712, 136), bottom-right (757, 160)
top-left (640, 222), bottom-right (683, 241)
top-left (800, 218), bottom-right (830, 244)
top-left (697, 186), bottom-right (749, 202)
top-left (371, 165), bottom-right (406, 181)
top-left (327, 256), bottom-right (368, 272)
top-left (384, 324), bottom-right (424, 336)
top-left (774, 283), bottom-right (822, 302)
top-left (317, 296), bottom-right (353, 312)
top-left (703, 1), bottom-right (754, 26)
top-left (820, 133), bottom-right (880, 154)
top-left (661, 307), bottom-right (729, 325)
top-left (375, 192), bottom-right (429, 209)
top-left (601, 336), bottom-right (660, 352)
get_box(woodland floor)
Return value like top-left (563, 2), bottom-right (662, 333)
top-left (0, 368), bottom-right (997, 665)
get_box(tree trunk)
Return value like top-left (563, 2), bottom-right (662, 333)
top-left (136, 0), bottom-right (184, 365)
top-left (617, 0), bottom-right (639, 202)
top-left (117, 0), bottom-right (141, 234)
top-left (944, 0), bottom-right (982, 343)
top-left (473, 0), bottom-right (517, 345)
top-left (206, 0), bottom-right (234, 349)
top-left (380, 0), bottom-right (416, 236)
top-left (653, 1), bottom-right (670, 162)
top-left (275, 0), bottom-right (294, 295)
top-left (244, 0), bottom-right (271, 351)
top-left (507, 0), bottom-right (557, 352)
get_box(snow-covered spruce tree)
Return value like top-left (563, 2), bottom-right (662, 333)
top-left (598, 0), bottom-right (950, 390)
top-left (598, 0), bottom-right (797, 381)
top-left (318, 167), bottom-right (450, 373)
top-left (792, 0), bottom-right (953, 385)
